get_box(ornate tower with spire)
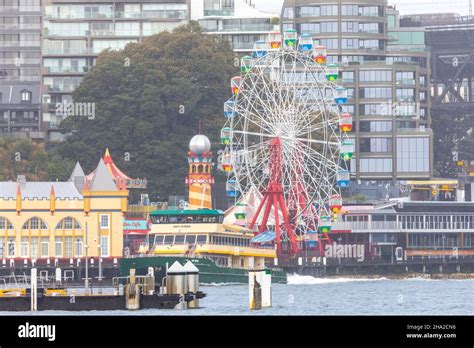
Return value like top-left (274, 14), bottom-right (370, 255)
top-left (186, 135), bottom-right (215, 210)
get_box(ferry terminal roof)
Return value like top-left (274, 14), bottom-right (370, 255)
top-left (150, 209), bottom-right (224, 216)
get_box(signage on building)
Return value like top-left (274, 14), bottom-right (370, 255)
top-left (123, 219), bottom-right (149, 233)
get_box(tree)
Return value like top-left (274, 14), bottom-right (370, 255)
top-left (55, 23), bottom-right (238, 201)
top-left (433, 112), bottom-right (474, 178)
top-left (0, 137), bottom-right (73, 181)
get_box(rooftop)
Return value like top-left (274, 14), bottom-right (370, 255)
top-left (150, 209), bottom-right (224, 216)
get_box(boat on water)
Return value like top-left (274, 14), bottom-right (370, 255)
top-left (120, 209), bottom-right (287, 284)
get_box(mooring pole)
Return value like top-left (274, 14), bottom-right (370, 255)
top-left (85, 222), bottom-right (89, 295)
top-left (31, 267), bottom-right (37, 311)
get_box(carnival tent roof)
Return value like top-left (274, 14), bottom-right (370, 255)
top-left (87, 149), bottom-right (147, 188)
top-left (87, 149), bottom-right (131, 183)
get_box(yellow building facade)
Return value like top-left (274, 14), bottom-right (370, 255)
top-left (0, 159), bottom-right (128, 260)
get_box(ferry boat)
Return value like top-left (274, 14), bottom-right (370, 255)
top-left (120, 209), bottom-right (287, 284)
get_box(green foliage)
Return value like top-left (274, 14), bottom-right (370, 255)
top-left (55, 24), bottom-right (238, 201)
top-left (0, 138), bottom-right (74, 181)
top-left (433, 112), bottom-right (474, 178)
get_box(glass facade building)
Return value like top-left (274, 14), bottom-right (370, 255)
top-left (281, 0), bottom-right (432, 181)
top-left (41, 0), bottom-right (190, 140)
top-left (191, 0), bottom-right (278, 53)
top-left (0, 0), bottom-right (44, 139)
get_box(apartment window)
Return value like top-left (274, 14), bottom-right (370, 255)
top-left (360, 88), bottom-right (392, 99)
top-left (396, 71), bottom-right (415, 85)
top-left (342, 5), bottom-right (358, 16)
top-left (359, 70), bottom-right (392, 82)
top-left (396, 88), bottom-right (415, 102)
top-left (396, 137), bottom-right (429, 173)
top-left (359, 22), bottom-right (381, 33)
top-left (341, 21), bottom-right (357, 32)
top-left (21, 89), bottom-right (31, 102)
top-left (359, 121), bottom-right (392, 132)
top-left (0, 239), bottom-right (4, 258)
top-left (361, 104), bottom-right (391, 116)
top-left (115, 22), bottom-right (140, 36)
top-left (394, 102), bottom-right (417, 116)
top-left (397, 121), bottom-right (416, 129)
top-left (359, 138), bottom-right (392, 152)
top-left (55, 237), bottom-right (62, 257)
top-left (316, 38), bottom-right (338, 49)
top-left (297, 6), bottom-right (320, 17)
top-left (41, 237), bottom-right (49, 257)
top-left (342, 71), bottom-right (355, 83)
top-left (359, 39), bottom-right (382, 50)
top-left (300, 23), bottom-right (319, 34)
top-left (360, 158), bottom-right (392, 172)
top-left (282, 7), bottom-right (294, 19)
top-left (359, 6), bottom-right (381, 17)
top-left (320, 22), bottom-right (338, 33)
top-left (100, 235), bottom-right (109, 257)
top-left (198, 19), bottom-right (219, 32)
top-left (100, 214), bottom-right (110, 229)
top-left (21, 237), bottom-right (29, 257)
top-left (342, 38), bottom-right (357, 49)
top-left (321, 5), bottom-right (337, 16)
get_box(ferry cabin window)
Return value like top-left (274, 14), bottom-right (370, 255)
top-left (153, 235), bottom-right (164, 245)
top-left (196, 235), bottom-right (207, 244)
top-left (185, 235), bottom-right (196, 244)
top-left (164, 235), bottom-right (174, 244)
top-left (174, 235), bottom-right (185, 244)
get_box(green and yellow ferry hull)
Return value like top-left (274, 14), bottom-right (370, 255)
top-left (120, 256), bottom-right (287, 284)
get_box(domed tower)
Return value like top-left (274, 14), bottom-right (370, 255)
top-left (186, 135), bottom-right (215, 210)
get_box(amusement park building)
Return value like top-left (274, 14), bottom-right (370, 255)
top-left (281, 0), bottom-right (433, 181)
top-left (0, 158), bottom-right (128, 264)
top-left (191, 0), bottom-right (278, 53)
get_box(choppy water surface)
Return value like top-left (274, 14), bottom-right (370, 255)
top-left (3, 275), bottom-right (473, 315)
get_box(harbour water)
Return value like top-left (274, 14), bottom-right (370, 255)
top-left (1, 275), bottom-right (473, 315)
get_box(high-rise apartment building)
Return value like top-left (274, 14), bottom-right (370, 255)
top-left (0, 0), bottom-right (44, 139)
top-left (191, 0), bottom-right (278, 54)
top-left (281, 0), bottom-right (432, 181)
top-left (41, 0), bottom-right (190, 140)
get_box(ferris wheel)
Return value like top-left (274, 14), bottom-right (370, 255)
top-left (220, 30), bottom-right (353, 256)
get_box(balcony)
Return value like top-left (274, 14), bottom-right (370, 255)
top-left (214, 24), bottom-right (273, 33)
top-left (396, 96), bottom-right (415, 102)
top-left (43, 48), bottom-right (92, 55)
top-left (203, 10), bottom-right (234, 17)
top-left (45, 66), bottom-right (90, 74)
top-left (396, 79), bottom-right (416, 85)
top-left (332, 220), bottom-right (474, 232)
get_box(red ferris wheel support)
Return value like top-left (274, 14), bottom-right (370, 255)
top-left (248, 138), bottom-right (299, 256)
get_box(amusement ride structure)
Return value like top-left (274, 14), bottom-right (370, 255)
top-left (220, 30), bottom-right (353, 257)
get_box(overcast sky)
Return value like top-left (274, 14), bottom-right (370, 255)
top-left (253, 0), bottom-right (471, 16)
